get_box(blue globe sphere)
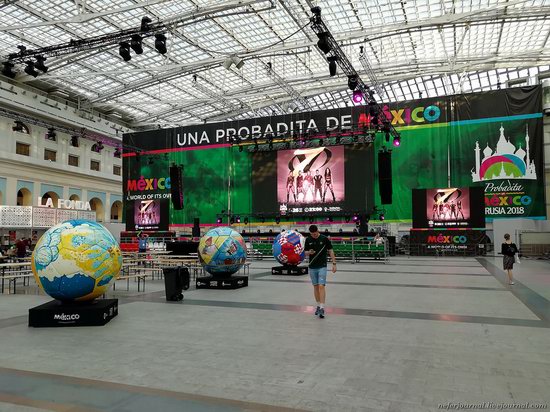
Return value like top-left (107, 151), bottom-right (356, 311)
top-left (31, 220), bottom-right (122, 301)
top-left (198, 227), bottom-right (247, 277)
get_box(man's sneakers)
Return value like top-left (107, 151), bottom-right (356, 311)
top-left (318, 308), bottom-right (325, 319)
top-left (315, 306), bottom-right (320, 316)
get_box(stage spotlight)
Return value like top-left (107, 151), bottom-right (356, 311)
top-left (379, 213), bottom-right (385, 221)
top-left (24, 61), bottom-right (38, 77)
top-left (216, 217), bottom-right (222, 224)
top-left (236, 216), bottom-right (241, 224)
top-left (348, 75), bottom-right (359, 90)
top-left (261, 216), bottom-right (265, 223)
top-left (327, 56), bottom-right (338, 76)
top-left (35, 55), bottom-right (48, 73)
top-left (119, 42), bottom-right (132, 61)
top-left (154, 33), bottom-right (167, 54)
top-left (12, 120), bottom-right (24, 132)
top-left (352, 214), bottom-right (359, 222)
top-left (345, 215), bottom-right (351, 223)
top-left (1, 61), bottom-right (16, 78)
top-left (275, 216), bottom-right (281, 224)
top-left (316, 32), bottom-right (331, 54)
top-left (45, 127), bottom-right (56, 141)
top-left (141, 16), bottom-right (152, 31)
top-left (352, 90), bottom-right (363, 103)
top-left (393, 136), bottom-right (401, 147)
top-left (244, 217), bottom-right (249, 225)
top-left (230, 217), bottom-right (235, 224)
top-left (130, 34), bottom-right (143, 54)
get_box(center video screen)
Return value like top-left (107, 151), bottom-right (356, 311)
top-left (252, 145), bottom-right (373, 215)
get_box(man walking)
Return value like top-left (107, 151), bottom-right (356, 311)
top-left (305, 225), bottom-right (336, 319)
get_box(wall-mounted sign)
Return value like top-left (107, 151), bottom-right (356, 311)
top-left (37, 197), bottom-right (92, 211)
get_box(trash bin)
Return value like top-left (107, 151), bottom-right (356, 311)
top-left (163, 267), bottom-right (190, 301)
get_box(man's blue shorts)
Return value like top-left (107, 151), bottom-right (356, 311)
top-left (309, 266), bottom-right (327, 286)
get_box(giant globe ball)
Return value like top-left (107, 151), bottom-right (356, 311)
top-left (198, 227), bottom-right (247, 277)
top-left (273, 230), bottom-right (305, 266)
top-left (31, 220), bottom-right (122, 301)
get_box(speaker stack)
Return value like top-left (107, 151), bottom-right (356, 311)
top-left (378, 151), bottom-right (392, 205)
top-left (169, 165), bottom-right (184, 210)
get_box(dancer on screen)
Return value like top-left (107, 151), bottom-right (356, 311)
top-left (286, 171), bottom-right (296, 203)
top-left (323, 167), bottom-right (336, 202)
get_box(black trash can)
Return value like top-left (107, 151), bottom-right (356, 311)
top-left (163, 267), bottom-right (190, 301)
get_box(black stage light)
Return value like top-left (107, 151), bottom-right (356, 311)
top-left (236, 216), bottom-right (241, 224)
top-left (316, 32), bottom-right (331, 54)
top-left (130, 34), bottom-right (143, 54)
top-left (238, 145), bottom-right (243, 152)
top-left (275, 216), bottom-right (281, 224)
top-left (309, 216), bottom-right (314, 224)
top-left (268, 142), bottom-right (273, 150)
top-left (70, 135), bottom-right (79, 147)
top-left (1, 61), bottom-right (16, 78)
top-left (46, 127), bottom-right (56, 140)
top-left (345, 215), bottom-right (351, 223)
top-left (230, 217), bottom-right (235, 224)
top-left (348, 75), bottom-right (359, 91)
top-left (35, 55), bottom-right (48, 73)
top-left (24, 61), bottom-right (38, 77)
top-left (379, 213), bottom-right (385, 221)
top-left (12, 120), bottom-right (24, 132)
top-left (335, 134), bottom-right (341, 144)
top-left (311, 6), bottom-right (321, 15)
top-left (154, 33), bottom-right (167, 55)
top-left (261, 216), bottom-right (265, 223)
top-left (119, 42), bottom-right (132, 61)
top-left (327, 56), bottom-right (338, 76)
top-left (141, 16), bottom-right (152, 31)
top-left (385, 131), bottom-right (390, 143)
top-left (244, 217), bottom-right (249, 225)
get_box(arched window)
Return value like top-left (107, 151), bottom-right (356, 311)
top-left (110, 201), bottom-right (122, 222)
top-left (90, 197), bottom-right (104, 222)
top-left (17, 188), bottom-right (32, 206)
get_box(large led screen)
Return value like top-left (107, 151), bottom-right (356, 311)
top-left (253, 145), bottom-right (373, 215)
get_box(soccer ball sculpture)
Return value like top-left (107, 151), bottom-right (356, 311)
top-left (273, 230), bottom-right (305, 266)
top-left (198, 227), bottom-right (247, 277)
top-left (31, 220), bottom-right (122, 302)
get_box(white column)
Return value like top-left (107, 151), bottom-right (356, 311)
top-left (6, 177), bottom-right (17, 206)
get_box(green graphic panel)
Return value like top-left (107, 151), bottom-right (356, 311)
top-left (373, 124), bottom-right (450, 221)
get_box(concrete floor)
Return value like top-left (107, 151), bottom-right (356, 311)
top-left (1, 256), bottom-right (550, 411)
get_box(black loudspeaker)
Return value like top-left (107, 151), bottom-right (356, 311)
top-left (163, 267), bottom-right (190, 301)
top-left (378, 151), bottom-right (392, 204)
top-left (358, 219), bottom-right (369, 236)
top-left (170, 165), bottom-right (184, 210)
top-left (192, 217), bottom-right (200, 237)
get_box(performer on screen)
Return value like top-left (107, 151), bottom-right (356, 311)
top-left (314, 169), bottom-right (323, 201)
top-left (305, 171), bottom-right (314, 202)
top-left (296, 171), bottom-right (305, 202)
top-left (286, 171), bottom-right (296, 203)
top-left (323, 168), bottom-right (336, 202)
top-left (450, 202), bottom-right (457, 220)
top-left (457, 200), bottom-right (465, 219)
top-left (432, 203), bottom-right (439, 220)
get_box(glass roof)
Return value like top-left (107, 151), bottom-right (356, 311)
top-left (0, 0), bottom-right (548, 129)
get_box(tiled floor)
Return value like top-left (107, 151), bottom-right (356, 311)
top-left (1, 256), bottom-right (549, 411)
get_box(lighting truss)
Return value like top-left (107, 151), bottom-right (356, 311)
top-left (309, 6), bottom-right (400, 142)
top-left (265, 62), bottom-right (312, 112)
top-left (358, 48), bottom-right (385, 100)
top-left (1, 0), bottom-right (271, 63)
top-left (230, 127), bottom-right (377, 153)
